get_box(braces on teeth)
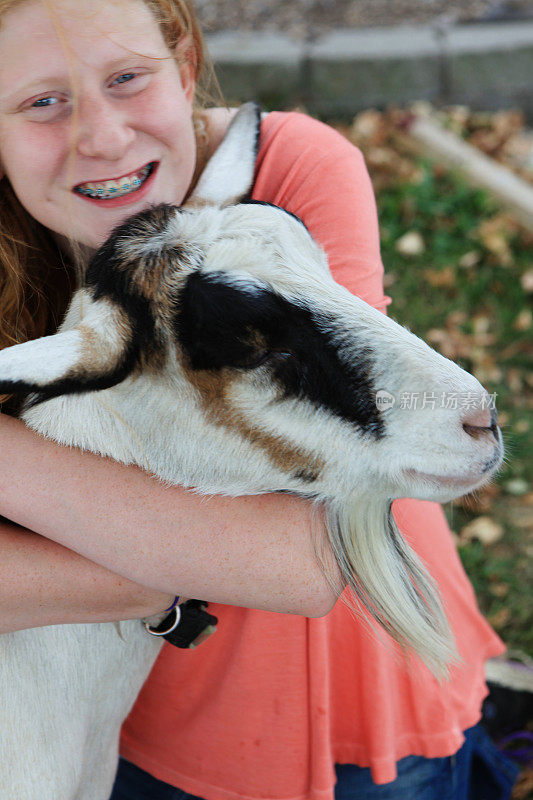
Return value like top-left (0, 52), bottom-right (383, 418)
top-left (76, 163), bottom-right (154, 199)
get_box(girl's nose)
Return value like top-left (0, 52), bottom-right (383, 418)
top-left (75, 95), bottom-right (135, 160)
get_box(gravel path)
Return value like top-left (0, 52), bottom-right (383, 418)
top-left (195, 0), bottom-right (533, 37)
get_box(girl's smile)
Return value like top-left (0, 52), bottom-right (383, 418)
top-left (0, 0), bottom-right (197, 249)
top-left (73, 161), bottom-right (158, 205)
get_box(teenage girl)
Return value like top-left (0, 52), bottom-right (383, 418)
top-left (0, 1), bottom-right (517, 798)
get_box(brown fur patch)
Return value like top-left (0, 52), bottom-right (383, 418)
top-left (134, 253), bottom-right (184, 374)
top-left (67, 304), bottom-right (132, 381)
top-left (185, 363), bottom-right (324, 482)
top-left (78, 324), bottom-right (104, 372)
top-left (120, 247), bottom-right (189, 311)
top-left (134, 255), bottom-right (166, 303)
top-left (110, 249), bottom-right (188, 375)
top-left (137, 343), bottom-right (167, 376)
top-left (184, 197), bottom-right (212, 212)
top-left (185, 194), bottom-right (243, 212)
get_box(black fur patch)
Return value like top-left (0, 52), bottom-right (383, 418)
top-left (175, 272), bottom-right (384, 437)
top-left (83, 204), bottom-right (181, 366)
top-left (0, 358), bottom-right (140, 409)
top-left (85, 203), bottom-right (179, 312)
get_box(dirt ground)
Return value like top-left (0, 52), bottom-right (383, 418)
top-left (195, 0), bottom-right (533, 36)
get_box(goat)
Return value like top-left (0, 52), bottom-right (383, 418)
top-left (0, 104), bottom-right (503, 800)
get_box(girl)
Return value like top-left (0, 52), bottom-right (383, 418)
top-left (0, 1), bottom-right (517, 798)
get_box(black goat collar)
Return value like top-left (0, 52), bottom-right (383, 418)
top-left (146, 599), bottom-right (217, 649)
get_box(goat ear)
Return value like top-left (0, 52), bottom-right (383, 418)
top-left (187, 102), bottom-right (261, 208)
top-left (0, 330), bottom-right (85, 398)
top-left (0, 296), bottom-right (135, 405)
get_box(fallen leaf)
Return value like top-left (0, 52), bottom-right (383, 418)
top-left (367, 146), bottom-right (394, 167)
top-left (503, 478), bottom-right (530, 496)
top-left (472, 316), bottom-right (491, 335)
top-left (395, 230), bottom-right (425, 256)
top-left (459, 251), bottom-right (481, 268)
top-left (423, 266), bottom-right (456, 287)
top-left (440, 105), bottom-right (469, 136)
top-left (469, 346), bottom-right (489, 366)
top-left (470, 129), bottom-right (506, 157)
top-left (506, 369), bottom-right (524, 393)
top-left (351, 109), bottom-right (384, 145)
top-left (477, 216), bottom-right (517, 266)
top-left (521, 270), bottom-right (533, 293)
top-left (512, 768), bottom-right (533, 800)
top-left (473, 366), bottom-right (501, 384)
top-left (506, 505), bottom-right (533, 530)
top-left (514, 309), bottom-right (532, 331)
top-left (426, 328), bottom-right (458, 358)
top-left (487, 367), bottom-right (503, 383)
top-left (514, 419), bottom-right (530, 433)
top-left (459, 516), bottom-right (504, 545)
top-left (488, 608), bottom-right (512, 629)
top-left (489, 582), bottom-right (510, 598)
top-left (446, 310), bottom-right (467, 328)
top-left (410, 101), bottom-right (433, 118)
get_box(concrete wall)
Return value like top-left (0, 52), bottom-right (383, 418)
top-left (206, 22), bottom-right (533, 118)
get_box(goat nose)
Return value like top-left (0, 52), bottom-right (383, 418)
top-left (464, 408), bottom-right (491, 428)
top-left (462, 407), bottom-right (499, 442)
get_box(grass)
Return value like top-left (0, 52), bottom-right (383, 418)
top-left (375, 162), bottom-right (533, 655)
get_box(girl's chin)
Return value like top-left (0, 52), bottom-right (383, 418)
top-left (56, 183), bottom-right (188, 252)
top-left (51, 231), bottom-right (97, 261)
top-left (72, 205), bottom-right (153, 249)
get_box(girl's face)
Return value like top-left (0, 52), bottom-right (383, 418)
top-left (0, 0), bottom-right (197, 249)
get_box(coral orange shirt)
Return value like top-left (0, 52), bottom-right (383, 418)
top-left (120, 112), bottom-right (504, 798)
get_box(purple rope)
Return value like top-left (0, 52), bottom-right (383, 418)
top-left (163, 596), bottom-right (180, 613)
top-left (497, 731), bottom-right (533, 765)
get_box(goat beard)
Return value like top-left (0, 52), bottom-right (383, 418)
top-left (319, 495), bottom-right (458, 680)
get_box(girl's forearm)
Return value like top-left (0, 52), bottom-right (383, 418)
top-left (0, 415), bottom-right (340, 616)
top-left (0, 522), bottom-right (173, 634)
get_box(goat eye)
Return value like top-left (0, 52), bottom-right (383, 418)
top-left (236, 349), bottom-right (271, 370)
top-left (236, 350), bottom-right (292, 370)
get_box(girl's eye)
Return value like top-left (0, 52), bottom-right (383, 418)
top-left (108, 71), bottom-right (151, 95)
top-left (32, 96), bottom-right (58, 108)
top-left (112, 73), bottom-right (137, 86)
top-left (23, 94), bottom-right (68, 122)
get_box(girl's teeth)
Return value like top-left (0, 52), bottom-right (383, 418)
top-left (77, 165), bottom-right (152, 199)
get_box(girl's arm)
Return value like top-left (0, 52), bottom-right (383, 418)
top-left (0, 414), bottom-right (340, 622)
top-left (0, 522), bottom-right (175, 634)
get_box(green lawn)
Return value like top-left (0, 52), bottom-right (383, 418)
top-left (375, 162), bottom-right (532, 655)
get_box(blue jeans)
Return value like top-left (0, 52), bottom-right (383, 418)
top-left (109, 724), bottom-right (518, 800)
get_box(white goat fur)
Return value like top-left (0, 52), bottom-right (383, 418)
top-left (0, 105), bottom-right (502, 800)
